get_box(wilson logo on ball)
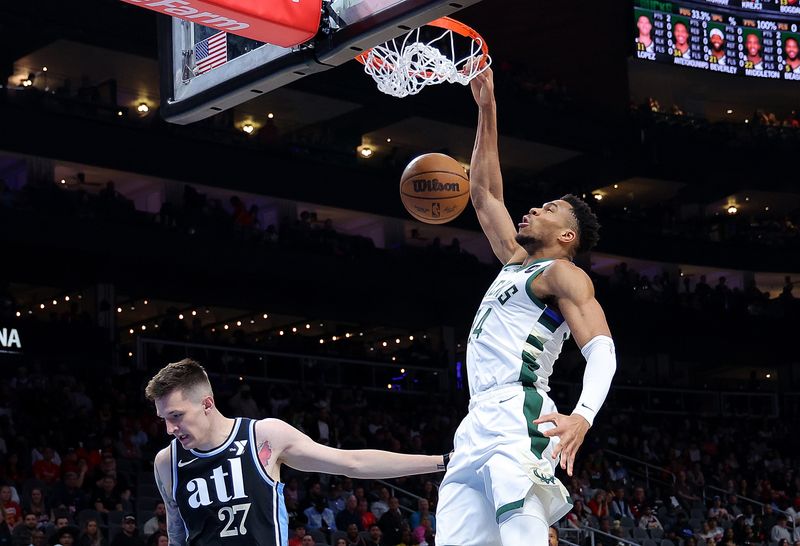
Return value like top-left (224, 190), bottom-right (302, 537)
top-left (412, 179), bottom-right (461, 193)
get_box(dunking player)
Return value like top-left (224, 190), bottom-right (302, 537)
top-left (435, 68), bottom-right (617, 546)
top-left (146, 359), bottom-right (447, 546)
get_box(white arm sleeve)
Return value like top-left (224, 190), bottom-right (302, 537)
top-left (572, 335), bottom-right (616, 426)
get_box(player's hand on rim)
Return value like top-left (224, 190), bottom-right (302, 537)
top-left (533, 412), bottom-right (590, 477)
top-left (469, 65), bottom-right (494, 108)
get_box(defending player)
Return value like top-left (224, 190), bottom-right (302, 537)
top-left (146, 359), bottom-right (447, 546)
top-left (435, 68), bottom-right (616, 546)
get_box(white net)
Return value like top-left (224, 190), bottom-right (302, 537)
top-left (360, 22), bottom-right (491, 98)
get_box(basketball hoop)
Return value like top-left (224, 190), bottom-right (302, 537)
top-left (355, 17), bottom-right (491, 98)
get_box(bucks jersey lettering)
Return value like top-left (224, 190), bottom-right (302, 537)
top-left (172, 418), bottom-right (287, 546)
top-left (467, 259), bottom-right (570, 396)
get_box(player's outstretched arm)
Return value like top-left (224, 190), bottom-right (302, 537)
top-left (532, 260), bottom-right (616, 476)
top-left (259, 419), bottom-right (445, 478)
top-left (469, 68), bottom-right (525, 265)
top-left (154, 448), bottom-right (188, 546)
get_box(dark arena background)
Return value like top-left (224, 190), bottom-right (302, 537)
top-left (0, 1), bottom-right (799, 546)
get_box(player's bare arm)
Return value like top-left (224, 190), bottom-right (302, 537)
top-left (531, 260), bottom-right (616, 477)
top-left (256, 418), bottom-right (445, 478)
top-left (469, 68), bottom-right (527, 265)
top-left (154, 447), bottom-right (188, 546)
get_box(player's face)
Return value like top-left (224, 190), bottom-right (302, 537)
top-left (746, 34), bottom-right (761, 57)
top-left (637, 16), bottom-right (652, 37)
top-left (517, 200), bottom-right (576, 247)
top-left (710, 34), bottom-right (724, 51)
top-left (674, 24), bottom-right (688, 46)
top-left (155, 389), bottom-right (210, 449)
top-left (786, 39), bottom-right (799, 60)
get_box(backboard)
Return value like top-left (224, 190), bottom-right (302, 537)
top-left (158, 0), bottom-right (486, 124)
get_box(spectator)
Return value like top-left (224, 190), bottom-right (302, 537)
top-left (549, 527), bottom-right (559, 546)
top-left (771, 515), bottom-right (792, 543)
top-left (566, 499), bottom-right (591, 528)
top-left (610, 487), bottom-right (633, 520)
top-left (365, 524), bottom-right (383, 546)
top-left (142, 503), bottom-right (165, 537)
top-left (0, 487), bottom-right (21, 527)
top-left (588, 490), bottom-right (611, 518)
top-left (303, 499), bottom-right (336, 534)
top-left (23, 488), bottom-right (50, 525)
top-left (377, 497), bottom-right (404, 546)
top-left (638, 506), bottom-right (663, 530)
top-left (412, 516), bottom-right (433, 546)
top-left (51, 471), bottom-right (90, 516)
top-left (344, 523), bottom-right (366, 546)
top-left (109, 515), bottom-right (143, 546)
top-left (335, 496), bottom-right (361, 532)
top-left (10, 513), bottom-right (37, 546)
top-left (287, 525), bottom-right (306, 546)
top-left (300, 536), bottom-right (314, 546)
top-left (708, 496), bottom-right (731, 521)
top-left (358, 499), bottom-right (376, 531)
top-left (408, 498), bottom-right (435, 532)
top-left (78, 519), bottom-right (106, 546)
top-left (93, 476), bottom-right (122, 514)
top-left (53, 527), bottom-right (77, 546)
top-left (228, 385), bottom-right (260, 419)
top-left (370, 488), bottom-right (390, 520)
top-left (145, 532), bottom-right (166, 546)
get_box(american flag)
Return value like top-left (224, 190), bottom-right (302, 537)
top-left (195, 31), bottom-right (227, 74)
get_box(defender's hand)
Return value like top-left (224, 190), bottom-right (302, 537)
top-left (533, 412), bottom-right (590, 477)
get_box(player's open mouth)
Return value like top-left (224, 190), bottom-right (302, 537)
top-left (518, 216), bottom-right (530, 228)
top-left (178, 434), bottom-right (189, 442)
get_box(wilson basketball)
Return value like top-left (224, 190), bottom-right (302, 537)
top-left (400, 153), bottom-right (470, 224)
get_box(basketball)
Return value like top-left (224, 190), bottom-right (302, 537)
top-left (400, 153), bottom-right (470, 224)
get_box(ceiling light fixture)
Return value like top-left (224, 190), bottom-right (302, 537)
top-left (242, 123), bottom-right (254, 134)
top-left (727, 205), bottom-right (738, 215)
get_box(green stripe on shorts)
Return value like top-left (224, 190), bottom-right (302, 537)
top-left (495, 499), bottom-right (525, 522)
top-left (522, 387), bottom-right (549, 459)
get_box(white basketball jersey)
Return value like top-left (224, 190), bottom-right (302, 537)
top-left (466, 259), bottom-right (571, 396)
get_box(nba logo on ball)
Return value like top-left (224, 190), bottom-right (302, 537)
top-left (400, 153), bottom-right (470, 225)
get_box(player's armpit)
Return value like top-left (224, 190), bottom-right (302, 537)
top-left (536, 260), bottom-right (611, 347)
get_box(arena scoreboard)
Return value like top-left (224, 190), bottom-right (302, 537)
top-left (634, 0), bottom-right (800, 79)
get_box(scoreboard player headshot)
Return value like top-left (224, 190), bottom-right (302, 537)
top-left (708, 27), bottom-right (727, 65)
top-left (635, 11), bottom-right (654, 53)
top-left (672, 21), bottom-right (691, 58)
top-left (745, 32), bottom-right (764, 69)
top-left (784, 36), bottom-right (800, 73)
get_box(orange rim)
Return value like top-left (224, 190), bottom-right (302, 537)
top-left (355, 16), bottom-right (490, 72)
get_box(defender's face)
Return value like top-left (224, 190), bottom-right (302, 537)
top-left (155, 389), bottom-right (208, 449)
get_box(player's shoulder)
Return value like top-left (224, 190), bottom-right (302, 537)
top-left (254, 417), bottom-right (294, 440)
top-left (154, 445), bottom-right (172, 468)
top-left (541, 259), bottom-right (593, 297)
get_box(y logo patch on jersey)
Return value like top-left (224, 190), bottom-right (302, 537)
top-left (229, 440), bottom-right (248, 456)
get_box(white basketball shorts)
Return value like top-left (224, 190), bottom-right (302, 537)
top-left (436, 383), bottom-right (573, 546)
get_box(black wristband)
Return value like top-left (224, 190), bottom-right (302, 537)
top-left (442, 452), bottom-right (451, 471)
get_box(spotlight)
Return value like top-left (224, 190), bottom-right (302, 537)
top-left (191, 310), bottom-right (197, 316)
top-left (60, 179), bottom-right (66, 184)
top-left (263, 314), bottom-right (268, 319)
top-left (64, 296), bottom-right (70, 301)
top-left (357, 145), bottom-right (374, 158)
top-left (117, 110), bottom-right (123, 117)
top-left (40, 304), bottom-right (45, 309)
top-left (242, 123), bottom-right (254, 134)
top-left (137, 103), bottom-right (150, 114)
top-left (52, 299), bottom-right (57, 305)
top-left (128, 352), bottom-right (133, 357)
top-left (306, 324), bottom-right (310, 329)
top-left (382, 341), bottom-right (388, 347)
top-left (236, 320), bottom-right (242, 326)
top-left (129, 329), bottom-right (134, 334)
top-left (292, 327), bottom-right (297, 332)
top-left (224, 324), bottom-right (229, 330)
top-left (42, 67), bottom-right (48, 72)
top-left (386, 137), bottom-right (392, 143)
top-left (279, 330), bottom-right (284, 336)
top-left (141, 325), bottom-right (146, 330)
top-left (727, 205), bottom-right (738, 215)
top-left (267, 112), bottom-right (274, 119)
top-left (15, 311), bottom-right (20, 317)
top-left (401, 368), bottom-right (405, 373)
top-left (117, 307), bottom-right (122, 313)
top-left (319, 339), bottom-right (324, 344)
top-left (593, 194), bottom-right (603, 201)
top-left (409, 335), bottom-right (414, 340)
top-left (726, 109), bottom-right (733, 114)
